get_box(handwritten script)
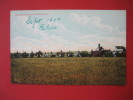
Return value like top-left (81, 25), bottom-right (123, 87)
top-left (26, 16), bottom-right (61, 30)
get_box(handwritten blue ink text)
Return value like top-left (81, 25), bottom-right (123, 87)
top-left (26, 16), bottom-right (43, 28)
top-left (26, 16), bottom-right (61, 31)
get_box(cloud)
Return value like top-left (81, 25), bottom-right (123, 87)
top-left (69, 13), bottom-right (88, 24)
top-left (11, 11), bottom-right (126, 53)
top-left (69, 13), bottom-right (126, 43)
top-left (11, 36), bottom-right (65, 52)
top-left (113, 26), bottom-right (126, 36)
top-left (69, 13), bottom-right (113, 32)
top-left (11, 15), bottom-right (70, 52)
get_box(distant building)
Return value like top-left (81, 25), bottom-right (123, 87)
top-left (114, 46), bottom-right (126, 53)
top-left (113, 46), bottom-right (126, 57)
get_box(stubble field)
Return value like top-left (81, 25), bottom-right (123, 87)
top-left (11, 57), bottom-right (126, 85)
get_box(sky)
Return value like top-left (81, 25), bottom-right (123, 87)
top-left (10, 10), bottom-right (126, 53)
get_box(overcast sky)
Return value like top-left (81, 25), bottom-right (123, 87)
top-left (11, 10), bottom-right (126, 53)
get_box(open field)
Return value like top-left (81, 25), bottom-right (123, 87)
top-left (11, 57), bottom-right (126, 85)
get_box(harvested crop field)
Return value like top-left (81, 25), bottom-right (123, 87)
top-left (11, 57), bottom-right (126, 85)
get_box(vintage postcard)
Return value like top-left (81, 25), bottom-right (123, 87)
top-left (10, 10), bottom-right (126, 85)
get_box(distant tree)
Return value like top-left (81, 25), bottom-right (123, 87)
top-left (60, 50), bottom-right (65, 57)
top-left (36, 51), bottom-right (43, 58)
top-left (75, 51), bottom-right (81, 57)
top-left (14, 51), bottom-right (20, 58)
top-left (67, 51), bottom-right (74, 57)
top-left (122, 47), bottom-right (126, 57)
top-left (44, 52), bottom-right (48, 58)
top-left (30, 51), bottom-right (34, 58)
top-left (56, 50), bottom-right (65, 57)
top-left (80, 51), bottom-right (89, 57)
top-left (103, 50), bottom-right (113, 57)
top-left (11, 53), bottom-right (14, 58)
top-left (56, 52), bottom-right (59, 57)
top-left (22, 52), bottom-right (29, 58)
top-left (50, 52), bottom-right (56, 57)
top-left (108, 51), bottom-right (113, 57)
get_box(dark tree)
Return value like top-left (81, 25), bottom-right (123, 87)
top-left (56, 51), bottom-right (65, 57)
top-left (36, 51), bottom-right (43, 58)
top-left (80, 51), bottom-right (89, 57)
top-left (56, 52), bottom-right (59, 57)
top-left (14, 51), bottom-right (20, 58)
top-left (30, 51), bottom-right (34, 58)
top-left (67, 51), bottom-right (74, 57)
top-left (22, 52), bottom-right (29, 58)
top-left (60, 50), bottom-right (65, 57)
top-left (11, 53), bottom-right (14, 58)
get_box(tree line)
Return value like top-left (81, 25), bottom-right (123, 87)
top-left (10, 50), bottom-right (93, 58)
top-left (10, 49), bottom-right (126, 58)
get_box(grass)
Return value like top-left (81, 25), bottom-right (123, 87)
top-left (11, 57), bottom-right (126, 85)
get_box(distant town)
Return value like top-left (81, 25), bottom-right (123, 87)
top-left (11, 44), bottom-right (126, 58)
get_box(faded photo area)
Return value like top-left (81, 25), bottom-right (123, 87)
top-left (11, 10), bottom-right (126, 85)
